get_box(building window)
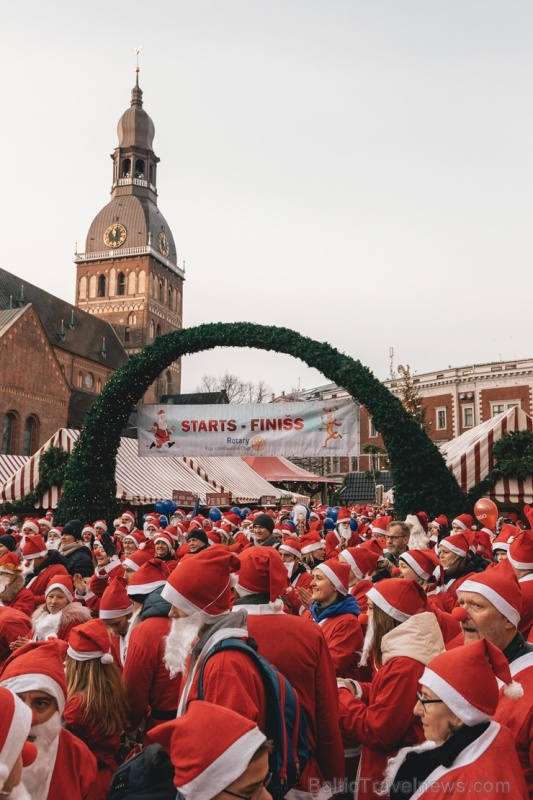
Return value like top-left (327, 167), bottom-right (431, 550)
top-left (77, 372), bottom-right (83, 388)
top-left (166, 370), bottom-right (173, 394)
top-left (79, 276), bottom-right (87, 300)
top-left (436, 408), bottom-right (447, 430)
top-left (128, 271), bottom-right (136, 295)
top-left (88, 275), bottom-right (96, 298)
top-left (149, 320), bottom-right (155, 339)
top-left (122, 158), bottom-right (131, 178)
top-left (156, 324), bottom-right (161, 337)
top-left (332, 456), bottom-right (340, 473)
top-left (135, 159), bottom-right (145, 179)
top-left (96, 378), bottom-right (102, 393)
top-left (159, 281), bottom-right (163, 303)
top-left (369, 418), bottom-right (377, 438)
top-left (23, 416), bottom-right (38, 456)
top-left (124, 326), bottom-right (130, 342)
top-left (2, 412), bottom-right (17, 455)
top-left (463, 406), bottom-right (474, 428)
top-left (491, 401), bottom-right (520, 417)
top-left (97, 274), bottom-right (106, 297)
top-left (117, 272), bottom-right (126, 296)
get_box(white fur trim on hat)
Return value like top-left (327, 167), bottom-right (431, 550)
top-left (458, 579), bottom-right (520, 628)
top-left (366, 586), bottom-right (410, 623)
top-left (0, 690), bottom-right (32, 790)
top-left (340, 550), bottom-right (363, 581)
top-left (126, 579), bottom-right (167, 596)
top-left (439, 541), bottom-right (468, 558)
top-left (315, 563), bottom-right (348, 596)
top-left (22, 521), bottom-right (40, 535)
top-left (122, 557), bottom-right (141, 572)
top-left (99, 603), bottom-right (134, 620)
top-left (45, 582), bottom-right (73, 603)
top-left (279, 543), bottom-right (301, 559)
top-left (161, 581), bottom-right (230, 622)
top-left (451, 518), bottom-right (467, 530)
top-left (421, 667), bottom-right (492, 726)
top-left (178, 726), bottom-right (266, 800)
top-left (1, 673), bottom-right (66, 715)
top-left (301, 541), bottom-right (325, 555)
top-left (400, 552), bottom-right (431, 581)
top-left (66, 645), bottom-right (114, 664)
top-left (507, 551), bottom-right (533, 571)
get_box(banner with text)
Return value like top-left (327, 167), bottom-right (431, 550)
top-left (138, 398), bottom-right (359, 457)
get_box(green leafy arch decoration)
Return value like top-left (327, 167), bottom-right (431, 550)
top-left (55, 323), bottom-right (466, 523)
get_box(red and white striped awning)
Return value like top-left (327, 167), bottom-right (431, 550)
top-left (0, 430), bottom-right (297, 508)
top-left (181, 456), bottom-right (309, 505)
top-left (489, 477), bottom-right (533, 505)
top-left (0, 455), bottom-right (29, 486)
top-left (440, 407), bottom-right (533, 493)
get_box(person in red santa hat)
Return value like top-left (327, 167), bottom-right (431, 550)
top-left (0, 639), bottom-right (98, 800)
top-left (507, 529), bottom-right (533, 638)
top-left (20, 535), bottom-right (69, 610)
top-left (432, 532), bottom-right (480, 612)
top-left (384, 639), bottom-right (528, 799)
top-left (338, 579), bottom-right (445, 800)
top-left (146, 701), bottom-right (273, 800)
top-left (122, 558), bottom-right (180, 732)
top-left (99, 577), bottom-right (134, 668)
top-left (232, 547), bottom-right (345, 799)
top-left (0, 685), bottom-right (37, 800)
top-left (299, 530), bottom-right (327, 570)
top-left (325, 508), bottom-right (359, 559)
top-left (299, 559), bottom-right (363, 679)
top-left (0, 607), bottom-right (32, 666)
top-left (161, 546), bottom-right (267, 731)
top-left (279, 536), bottom-right (313, 615)
top-left (338, 544), bottom-right (384, 614)
top-left (10, 575), bottom-right (91, 648)
top-left (65, 618), bottom-right (128, 797)
top-left (153, 531), bottom-right (177, 566)
top-left (451, 565), bottom-right (533, 793)
top-left (0, 553), bottom-right (35, 617)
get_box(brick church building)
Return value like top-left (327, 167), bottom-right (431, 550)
top-left (0, 71), bottom-right (183, 455)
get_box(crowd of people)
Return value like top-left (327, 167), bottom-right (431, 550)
top-left (0, 501), bottom-right (532, 799)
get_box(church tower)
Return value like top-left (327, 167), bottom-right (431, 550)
top-left (75, 70), bottom-right (183, 403)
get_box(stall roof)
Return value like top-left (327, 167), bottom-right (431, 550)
top-left (242, 456), bottom-right (333, 484)
top-left (181, 456), bottom-right (309, 505)
top-left (440, 406), bottom-right (533, 493)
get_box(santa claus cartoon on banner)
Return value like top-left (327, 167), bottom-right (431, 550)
top-left (149, 409), bottom-right (176, 449)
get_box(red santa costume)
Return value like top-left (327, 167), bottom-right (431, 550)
top-left (0, 685), bottom-right (37, 798)
top-left (32, 575), bottom-right (91, 642)
top-left (279, 537), bottom-right (313, 614)
top-left (507, 530), bottom-right (533, 638)
top-left (21, 535), bottom-right (69, 608)
top-left (303, 560), bottom-right (364, 678)
top-left (430, 533), bottom-right (476, 613)
top-left (325, 509), bottom-right (360, 559)
top-left (151, 408), bottom-right (173, 448)
top-left (161, 547), bottom-right (267, 731)
top-left (122, 558), bottom-right (180, 731)
top-left (147, 701), bottom-right (267, 800)
top-left (64, 618), bottom-right (123, 798)
top-left (384, 639), bottom-right (528, 799)
top-left (233, 547), bottom-right (345, 799)
top-left (0, 639), bottom-right (98, 800)
top-left (0, 552), bottom-right (35, 617)
top-left (0, 606), bottom-right (32, 665)
top-left (338, 580), bottom-right (445, 800)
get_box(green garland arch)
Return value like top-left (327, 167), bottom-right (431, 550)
top-left (55, 322), bottom-right (467, 524)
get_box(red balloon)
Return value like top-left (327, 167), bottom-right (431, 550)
top-left (474, 498), bottom-right (499, 530)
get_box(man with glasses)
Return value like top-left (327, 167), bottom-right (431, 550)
top-left (148, 700), bottom-right (273, 800)
top-left (383, 521), bottom-right (410, 567)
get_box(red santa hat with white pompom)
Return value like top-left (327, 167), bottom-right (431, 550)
top-left (67, 618), bottom-right (115, 664)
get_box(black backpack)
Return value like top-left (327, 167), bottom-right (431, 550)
top-left (106, 743), bottom-right (176, 800)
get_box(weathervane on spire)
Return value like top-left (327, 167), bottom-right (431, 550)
top-left (134, 44), bottom-right (143, 74)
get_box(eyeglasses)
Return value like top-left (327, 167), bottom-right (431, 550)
top-left (416, 691), bottom-right (444, 711)
top-left (386, 535), bottom-right (407, 540)
top-left (222, 772), bottom-right (272, 800)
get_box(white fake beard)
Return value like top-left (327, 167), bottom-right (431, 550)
top-left (33, 610), bottom-right (63, 640)
top-left (358, 617), bottom-right (374, 667)
top-left (338, 524), bottom-right (352, 541)
top-left (23, 712), bottom-right (63, 800)
top-left (0, 575), bottom-right (11, 593)
top-left (21, 561), bottom-right (34, 579)
top-left (285, 561), bottom-right (295, 578)
top-left (46, 539), bottom-right (60, 551)
top-left (163, 612), bottom-right (204, 679)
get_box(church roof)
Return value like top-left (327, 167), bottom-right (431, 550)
top-left (0, 268), bottom-right (128, 369)
top-left (117, 78), bottom-right (155, 150)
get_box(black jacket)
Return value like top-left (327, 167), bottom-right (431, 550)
top-left (63, 544), bottom-right (94, 578)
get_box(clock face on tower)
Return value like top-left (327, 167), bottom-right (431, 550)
top-left (104, 223), bottom-right (127, 248)
top-left (158, 232), bottom-right (170, 257)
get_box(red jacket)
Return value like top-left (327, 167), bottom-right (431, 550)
top-left (25, 562), bottom-right (69, 608)
top-left (0, 606), bottom-right (31, 664)
top-left (303, 607), bottom-right (363, 678)
top-left (246, 609), bottom-right (345, 791)
top-left (122, 615), bottom-right (181, 731)
top-left (64, 694), bottom-right (120, 799)
top-left (47, 728), bottom-right (99, 800)
top-left (493, 648), bottom-right (533, 795)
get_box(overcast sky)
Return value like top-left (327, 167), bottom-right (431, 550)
top-left (2, 1), bottom-right (531, 396)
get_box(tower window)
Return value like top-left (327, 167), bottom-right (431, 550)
top-left (150, 320), bottom-right (155, 339)
top-left (98, 274), bottom-right (106, 297)
top-left (156, 324), bottom-right (161, 337)
top-left (125, 326), bottom-right (130, 342)
top-left (2, 412), bottom-right (18, 455)
top-left (77, 372), bottom-right (83, 388)
top-left (166, 370), bottom-right (173, 394)
top-left (117, 273), bottom-right (126, 296)
top-left (135, 159), bottom-right (145, 179)
top-left (159, 281), bottom-right (163, 303)
top-left (122, 159), bottom-right (131, 178)
top-left (23, 416), bottom-right (38, 456)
